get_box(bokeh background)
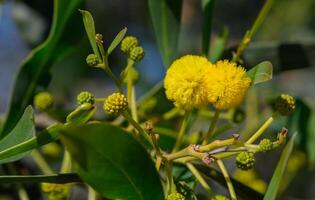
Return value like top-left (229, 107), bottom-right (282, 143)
top-left (1, 0), bottom-right (315, 199)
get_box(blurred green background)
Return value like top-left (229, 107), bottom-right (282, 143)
top-left (1, 0), bottom-right (315, 199)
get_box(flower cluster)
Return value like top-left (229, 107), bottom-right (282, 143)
top-left (164, 55), bottom-right (251, 110)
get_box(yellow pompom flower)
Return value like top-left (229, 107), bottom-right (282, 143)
top-left (164, 55), bottom-right (213, 110)
top-left (205, 60), bottom-right (251, 109)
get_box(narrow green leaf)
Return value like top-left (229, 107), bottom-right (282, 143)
top-left (0, 106), bottom-right (35, 164)
top-left (0, 0), bottom-right (85, 139)
top-left (148, 0), bottom-right (182, 67)
top-left (195, 164), bottom-right (264, 200)
top-left (263, 133), bottom-right (297, 200)
top-left (247, 61), bottom-right (273, 85)
top-left (79, 9), bottom-right (101, 60)
top-left (0, 173), bottom-right (82, 184)
top-left (107, 27), bottom-right (127, 55)
top-left (209, 26), bottom-right (228, 62)
top-left (60, 123), bottom-right (164, 200)
top-left (201, 0), bottom-right (215, 56)
top-left (65, 104), bottom-right (96, 125)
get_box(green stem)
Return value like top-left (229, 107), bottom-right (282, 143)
top-left (165, 161), bottom-right (176, 194)
top-left (217, 160), bottom-right (237, 200)
top-left (60, 150), bottom-right (72, 173)
top-left (203, 109), bottom-right (221, 144)
top-left (186, 163), bottom-right (215, 198)
top-left (172, 111), bottom-right (190, 152)
top-left (104, 67), bottom-right (123, 93)
top-left (88, 186), bottom-right (97, 200)
top-left (122, 111), bottom-right (153, 147)
top-left (17, 185), bottom-right (30, 200)
top-left (94, 98), bottom-right (106, 103)
top-left (0, 173), bottom-right (82, 184)
top-left (31, 150), bottom-right (54, 174)
top-left (232, 0), bottom-right (274, 62)
top-left (246, 114), bottom-right (276, 144)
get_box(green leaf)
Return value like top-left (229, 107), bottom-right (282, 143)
top-left (201, 0), bottom-right (215, 56)
top-left (107, 27), bottom-right (127, 55)
top-left (65, 104), bottom-right (96, 125)
top-left (60, 123), bottom-right (164, 200)
top-left (263, 133), bottom-right (297, 200)
top-left (209, 26), bottom-right (229, 62)
top-left (0, 0), bottom-right (85, 139)
top-left (247, 61), bottom-right (273, 85)
top-left (79, 9), bottom-right (101, 60)
top-left (148, 0), bottom-right (182, 67)
top-left (0, 106), bottom-right (35, 164)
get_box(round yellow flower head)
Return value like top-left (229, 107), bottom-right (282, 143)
top-left (41, 183), bottom-right (69, 200)
top-left (103, 93), bottom-right (128, 115)
top-left (166, 193), bottom-right (185, 200)
top-left (164, 55), bottom-right (213, 110)
top-left (205, 60), bottom-right (251, 110)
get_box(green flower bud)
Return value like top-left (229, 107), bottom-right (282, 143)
top-left (121, 36), bottom-right (139, 53)
top-left (236, 152), bottom-right (255, 170)
top-left (129, 46), bottom-right (145, 62)
top-left (34, 92), bottom-right (53, 111)
top-left (103, 93), bottom-right (128, 115)
top-left (41, 183), bottom-right (69, 200)
top-left (212, 195), bottom-right (230, 200)
top-left (275, 94), bottom-right (295, 116)
top-left (166, 193), bottom-right (185, 200)
top-left (77, 91), bottom-right (95, 105)
top-left (86, 54), bottom-right (99, 67)
top-left (259, 139), bottom-right (273, 152)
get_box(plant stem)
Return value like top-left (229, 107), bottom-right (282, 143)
top-left (0, 173), bottom-right (82, 184)
top-left (232, 0), bottom-right (274, 62)
top-left (17, 185), bottom-right (30, 200)
top-left (94, 98), bottom-right (106, 103)
top-left (217, 159), bottom-right (237, 200)
top-left (172, 111), bottom-right (190, 152)
top-left (60, 150), bottom-right (72, 173)
top-left (122, 111), bottom-right (153, 147)
top-left (88, 186), bottom-right (97, 200)
top-left (31, 150), bottom-right (54, 174)
top-left (165, 161), bottom-right (176, 194)
top-left (104, 67), bottom-right (123, 93)
top-left (203, 109), bottom-right (221, 144)
top-left (246, 114), bottom-right (276, 144)
top-left (186, 163), bottom-right (216, 198)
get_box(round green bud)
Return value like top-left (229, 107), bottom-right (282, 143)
top-left (166, 193), bottom-right (185, 200)
top-left (212, 195), bottom-right (230, 200)
top-left (41, 183), bottom-right (69, 200)
top-left (34, 92), bottom-right (53, 111)
top-left (129, 46), bottom-right (145, 62)
top-left (236, 152), bottom-right (255, 171)
top-left (259, 139), bottom-right (273, 152)
top-left (86, 54), bottom-right (99, 67)
top-left (121, 36), bottom-right (139, 53)
top-left (77, 91), bottom-right (95, 105)
top-left (103, 93), bottom-right (128, 115)
top-left (275, 94), bottom-right (295, 116)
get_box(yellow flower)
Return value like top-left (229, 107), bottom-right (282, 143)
top-left (205, 60), bottom-right (251, 109)
top-left (164, 55), bottom-right (213, 110)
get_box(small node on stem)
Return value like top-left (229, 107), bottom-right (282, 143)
top-left (202, 153), bottom-right (216, 165)
top-left (95, 33), bottom-right (104, 44)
